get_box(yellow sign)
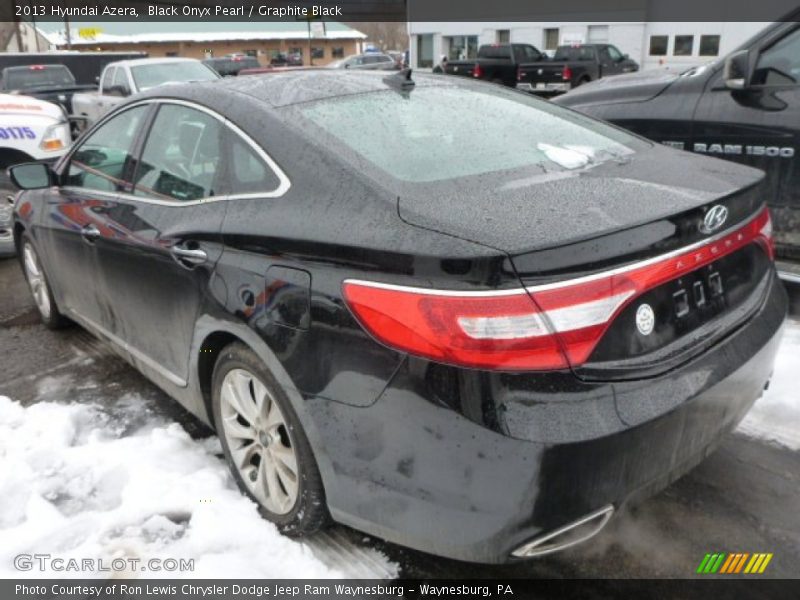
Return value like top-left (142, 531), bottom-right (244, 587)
top-left (78, 28), bottom-right (103, 39)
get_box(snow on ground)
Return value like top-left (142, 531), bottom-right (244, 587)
top-left (0, 396), bottom-right (397, 579)
top-left (736, 318), bottom-right (800, 451)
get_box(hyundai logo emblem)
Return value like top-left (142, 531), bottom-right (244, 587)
top-left (700, 205), bottom-right (729, 234)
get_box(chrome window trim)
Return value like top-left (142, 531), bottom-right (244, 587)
top-left (61, 97), bottom-right (291, 207)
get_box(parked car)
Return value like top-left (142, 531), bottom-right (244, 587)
top-left (203, 56), bottom-right (261, 77)
top-left (0, 64), bottom-right (96, 115)
top-left (444, 43), bottom-right (545, 87)
top-left (10, 70), bottom-right (786, 564)
top-left (0, 52), bottom-right (147, 86)
top-left (328, 53), bottom-right (398, 70)
top-left (72, 58), bottom-right (220, 130)
top-left (517, 44), bottom-right (638, 94)
top-left (0, 93), bottom-right (71, 255)
top-left (554, 17), bottom-right (799, 279)
top-left (269, 52), bottom-right (303, 67)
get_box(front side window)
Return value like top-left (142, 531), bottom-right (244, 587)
top-left (753, 27), bottom-right (800, 86)
top-left (112, 67), bottom-right (129, 92)
top-left (101, 67), bottom-right (115, 91)
top-left (132, 104), bottom-right (223, 202)
top-left (66, 105), bottom-right (149, 193)
top-left (607, 45), bottom-right (623, 61)
top-left (296, 86), bottom-right (644, 183)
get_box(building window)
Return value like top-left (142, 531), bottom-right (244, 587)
top-left (244, 49), bottom-right (257, 57)
top-left (699, 35), bottom-right (720, 56)
top-left (544, 28), bottom-right (559, 51)
top-left (165, 51), bottom-right (178, 57)
top-left (416, 34), bottom-right (433, 68)
top-left (674, 35), bottom-right (694, 56)
top-left (649, 35), bottom-right (668, 56)
top-left (446, 35), bottom-right (478, 61)
top-left (311, 47), bottom-right (324, 59)
top-left (587, 25), bottom-right (609, 43)
top-left (496, 29), bottom-right (510, 44)
top-left (332, 46), bottom-right (344, 58)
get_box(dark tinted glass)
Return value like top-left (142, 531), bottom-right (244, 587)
top-left (66, 105), bottom-right (149, 193)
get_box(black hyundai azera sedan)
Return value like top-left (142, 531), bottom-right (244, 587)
top-left (9, 70), bottom-right (786, 563)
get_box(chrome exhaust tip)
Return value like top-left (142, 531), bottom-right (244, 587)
top-left (511, 504), bottom-right (614, 558)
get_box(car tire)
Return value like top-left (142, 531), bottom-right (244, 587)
top-left (20, 234), bottom-right (69, 329)
top-left (212, 342), bottom-right (330, 536)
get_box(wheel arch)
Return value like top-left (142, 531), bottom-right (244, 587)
top-left (190, 315), bottom-right (342, 509)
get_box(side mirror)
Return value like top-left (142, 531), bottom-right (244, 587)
top-left (8, 162), bottom-right (54, 190)
top-left (107, 85), bottom-right (130, 97)
top-left (724, 50), bottom-right (750, 90)
top-left (344, 63), bottom-right (351, 69)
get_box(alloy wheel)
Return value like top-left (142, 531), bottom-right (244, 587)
top-left (219, 368), bottom-right (299, 514)
top-left (23, 243), bottom-right (51, 320)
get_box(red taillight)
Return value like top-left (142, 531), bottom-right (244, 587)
top-left (517, 67), bottom-right (523, 81)
top-left (562, 65), bottom-right (572, 81)
top-left (29, 65), bottom-right (45, 70)
top-left (343, 207), bottom-right (773, 372)
top-left (473, 64), bottom-right (483, 78)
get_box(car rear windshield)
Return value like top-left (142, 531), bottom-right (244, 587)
top-left (4, 66), bottom-right (75, 90)
top-left (477, 45), bottom-right (512, 59)
top-left (296, 85), bottom-right (645, 183)
top-left (131, 62), bottom-right (219, 90)
top-left (554, 46), bottom-right (596, 61)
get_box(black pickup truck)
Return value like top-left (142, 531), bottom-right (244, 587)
top-left (444, 43), bottom-right (545, 87)
top-left (517, 44), bottom-right (638, 94)
top-left (555, 17), bottom-right (799, 279)
top-left (0, 64), bottom-right (95, 115)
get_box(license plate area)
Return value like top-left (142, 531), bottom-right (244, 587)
top-left (584, 244), bottom-right (769, 364)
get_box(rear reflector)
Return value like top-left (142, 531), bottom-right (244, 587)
top-left (343, 206), bottom-right (773, 372)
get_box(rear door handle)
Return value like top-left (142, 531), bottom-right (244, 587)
top-left (170, 243), bottom-right (208, 267)
top-left (81, 224), bottom-right (101, 243)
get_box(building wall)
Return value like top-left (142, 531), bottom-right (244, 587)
top-left (408, 21), bottom-right (770, 71)
top-left (61, 39), bottom-right (361, 66)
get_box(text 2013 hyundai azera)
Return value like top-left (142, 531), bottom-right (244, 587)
top-left (10, 71), bottom-right (787, 563)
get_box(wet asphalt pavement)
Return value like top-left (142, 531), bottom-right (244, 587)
top-left (1, 255), bottom-right (798, 581)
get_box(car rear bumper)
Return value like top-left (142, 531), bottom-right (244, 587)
top-left (308, 271), bottom-right (787, 563)
top-left (517, 81), bottom-right (571, 93)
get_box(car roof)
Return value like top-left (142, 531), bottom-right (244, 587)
top-left (207, 69), bottom-right (447, 107)
top-left (115, 58), bottom-right (202, 67)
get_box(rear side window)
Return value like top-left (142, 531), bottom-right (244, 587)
top-left (227, 132), bottom-right (282, 195)
top-left (297, 86), bottom-right (643, 183)
top-left (478, 45), bottom-right (511, 59)
top-left (554, 46), bottom-right (595, 61)
top-left (133, 104), bottom-right (223, 202)
top-left (66, 105), bottom-right (149, 193)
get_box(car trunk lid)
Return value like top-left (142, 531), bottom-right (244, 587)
top-left (398, 146), bottom-right (774, 380)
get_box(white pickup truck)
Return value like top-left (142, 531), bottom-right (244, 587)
top-left (72, 57), bottom-right (220, 130)
top-left (0, 93), bottom-right (71, 254)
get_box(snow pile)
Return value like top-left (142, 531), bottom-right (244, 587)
top-left (0, 396), bottom-right (396, 579)
top-left (736, 318), bottom-right (800, 450)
